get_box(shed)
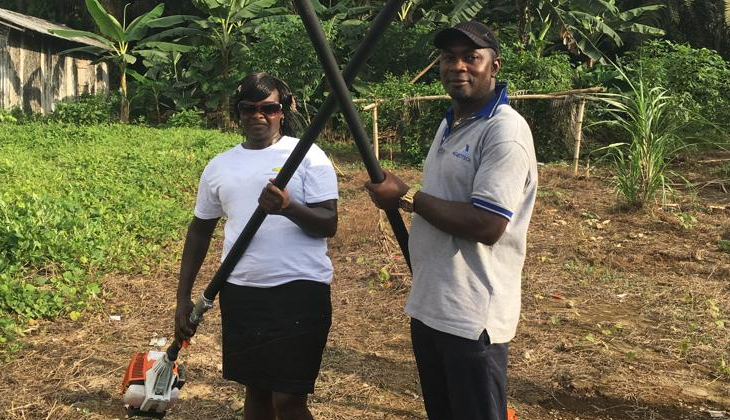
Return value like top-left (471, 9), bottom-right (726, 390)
top-left (0, 8), bottom-right (110, 114)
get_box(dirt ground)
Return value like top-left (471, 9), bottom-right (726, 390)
top-left (1, 152), bottom-right (729, 420)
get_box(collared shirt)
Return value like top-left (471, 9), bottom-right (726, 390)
top-left (406, 82), bottom-right (538, 343)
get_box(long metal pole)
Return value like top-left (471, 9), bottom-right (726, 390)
top-left (166, 0), bottom-right (408, 361)
top-left (294, 0), bottom-right (411, 271)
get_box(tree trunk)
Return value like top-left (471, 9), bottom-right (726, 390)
top-left (220, 49), bottom-right (231, 129)
top-left (120, 65), bottom-right (129, 123)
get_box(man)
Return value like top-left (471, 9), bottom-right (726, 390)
top-left (365, 21), bottom-right (537, 420)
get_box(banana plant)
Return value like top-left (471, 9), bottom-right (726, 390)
top-left (423, 0), bottom-right (486, 26)
top-left (553, 0), bottom-right (664, 65)
top-left (49, 0), bottom-right (196, 122)
top-left (130, 51), bottom-right (199, 124)
top-left (517, 0), bottom-right (664, 63)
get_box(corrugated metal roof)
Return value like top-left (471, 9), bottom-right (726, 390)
top-left (0, 7), bottom-right (109, 49)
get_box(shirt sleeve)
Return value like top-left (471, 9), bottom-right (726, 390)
top-left (302, 145), bottom-right (339, 204)
top-left (194, 163), bottom-right (224, 219)
top-left (471, 140), bottom-right (530, 221)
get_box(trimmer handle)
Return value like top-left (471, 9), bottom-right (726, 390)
top-left (166, 293), bottom-right (215, 361)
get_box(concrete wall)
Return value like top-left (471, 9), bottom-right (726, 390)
top-left (0, 25), bottom-right (109, 114)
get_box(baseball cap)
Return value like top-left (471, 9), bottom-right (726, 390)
top-left (433, 21), bottom-right (500, 56)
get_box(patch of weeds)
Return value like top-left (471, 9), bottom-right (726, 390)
top-left (580, 210), bottom-right (600, 220)
top-left (718, 356), bottom-right (730, 378)
top-left (713, 162), bottom-right (730, 178)
top-left (675, 212), bottom-right (697, 230)
top-left (379, 159), bottom-right (399, 170)
top-left (718, 240), bottom-right (730, 253)
top-left (625, 350), bottom-right (638, 362)
top-left (678, 338), bottom-right (691, 357)
top-left (583, 333), bottom-right (609, 350)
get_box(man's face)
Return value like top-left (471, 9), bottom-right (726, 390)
top-left (439, 39), bottom-right (500, 103)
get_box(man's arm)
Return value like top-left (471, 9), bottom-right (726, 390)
top-left (258, 180), bottom-right (337, 238)
top-left (411, 191), bottom-right (507, 245)
top-left (175, 216), bottom-right (219, 341)
top-left (364, 170), bottom-right (507, 245)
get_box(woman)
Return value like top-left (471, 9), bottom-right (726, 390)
top-left (175, 72), bottom-right (338, 420)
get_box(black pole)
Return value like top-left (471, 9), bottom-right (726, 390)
top-left (294, 0), bottom-right (411, 271)
top-left (167, 0), bottom-right (410, 363)
top-left (201, 0), bottom-right (408, 302)
top-left (168, 0), bottom-right (407, 362)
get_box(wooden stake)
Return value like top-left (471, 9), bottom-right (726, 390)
top-left (573, 97), bottom-right (587, 176)
top-left (372, 102), bottom-right (379, 160)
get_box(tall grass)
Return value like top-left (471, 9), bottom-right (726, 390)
top-left (595, 68), bottom-right (690, 207)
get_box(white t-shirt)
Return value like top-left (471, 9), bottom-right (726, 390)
top-left (194, 136), bottom-right (338, 287)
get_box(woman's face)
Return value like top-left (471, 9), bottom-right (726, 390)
top-left (238, 89), bottom-right (283, 146)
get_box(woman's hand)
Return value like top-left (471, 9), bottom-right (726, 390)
top-left (174, 299), bottom-right (197, 343)
top-left (258, 178), bottom-right (291, 214)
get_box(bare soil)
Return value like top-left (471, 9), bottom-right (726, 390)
top-left (1, 152), bottom-right (729, 420)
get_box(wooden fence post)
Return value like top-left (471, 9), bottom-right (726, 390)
top-left (372, 102), bottom-right (379, 160)
top-left (573, 97), bottom-right (587, 176)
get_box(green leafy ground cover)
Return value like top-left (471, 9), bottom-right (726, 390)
top-left (0, 123), bottom-right (238, 347)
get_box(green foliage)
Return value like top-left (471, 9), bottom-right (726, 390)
top-left (361, 74), bottom-right (447, 164)
top-left (623, 40), bottom-right (730, 134)
top-left (0, 109), bottom-right (17, 124)
top-left (243, 17), bottom-right (329, 112)
top-left (166, 109), bottom-right (205, 128)
top-left (498, 47), bottom-right (575, 162)
top-left (50, 0), bottom-right (196, 123)
top-left (0, 123), bottom-right (238, 347)
top-left (365, 22), bottom-right (436, 81)
top-left (499, 47), bottom-right (575, 93)
top-left (594, 70), bottom-right (690, 207)
top-left (51, 94), bottom-right (114, 125)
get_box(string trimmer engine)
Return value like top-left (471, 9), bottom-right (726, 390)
top-left (121, 350), bottom-right (186, 418)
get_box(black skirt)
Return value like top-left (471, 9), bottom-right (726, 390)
top-left (219, 280), bottom-right (332, 394)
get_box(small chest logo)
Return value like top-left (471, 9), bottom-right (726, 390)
top-left (452, 144), bottom-right (471, 162)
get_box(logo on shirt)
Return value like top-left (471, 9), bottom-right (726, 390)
top-left (272, 167), bottom-right (282, 173)
top-left (452, 144), bottom-right (471, 162)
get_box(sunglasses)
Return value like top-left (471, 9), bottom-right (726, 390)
top-left (237, 101), bottom-right (283, 116)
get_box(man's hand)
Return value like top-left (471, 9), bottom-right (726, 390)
top-left (174, 299), bottom-right (197, 343)
top-left (258, 178), bottom-right (291, 214)
top-left (364, 170), bottom-right (410, 210)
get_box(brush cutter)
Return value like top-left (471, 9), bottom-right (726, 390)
top-left (120, 0), bottom-right (411, 417)
top-left (121, 294), bottom-right (212, 417)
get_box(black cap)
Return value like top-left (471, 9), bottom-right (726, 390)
top-left (433, 21), bottom-right (500, 56)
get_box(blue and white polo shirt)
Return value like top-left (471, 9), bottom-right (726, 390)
top-left (406, 82), bottom-right (538, 343)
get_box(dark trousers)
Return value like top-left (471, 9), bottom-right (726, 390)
top-left (410, 318), bottom-right (509, 420)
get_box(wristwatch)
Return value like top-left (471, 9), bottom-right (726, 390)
top-left (398, 187), bottom-right (419, 213)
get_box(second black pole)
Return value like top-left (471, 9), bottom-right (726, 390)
top-left (294, 0), bottom-right (411, 270)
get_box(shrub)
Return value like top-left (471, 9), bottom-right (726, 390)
top-left (51, 94), bottom-right (114, 125)
top-left (500, 48), bottom-right (576, 162)
top-left (0, 108), bottom-right (17, 123)
top-left (622, 40), bottom-right (730, 135)
top-left (360, 74), bottom-right (447, 164)
top-left (167, 109), bottom-right (204, 128)
top-left (365, 22), bottom-right (437, 82)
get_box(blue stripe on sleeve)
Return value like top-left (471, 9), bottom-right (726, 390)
top-left (471, 197), bottom-right (513, 220)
